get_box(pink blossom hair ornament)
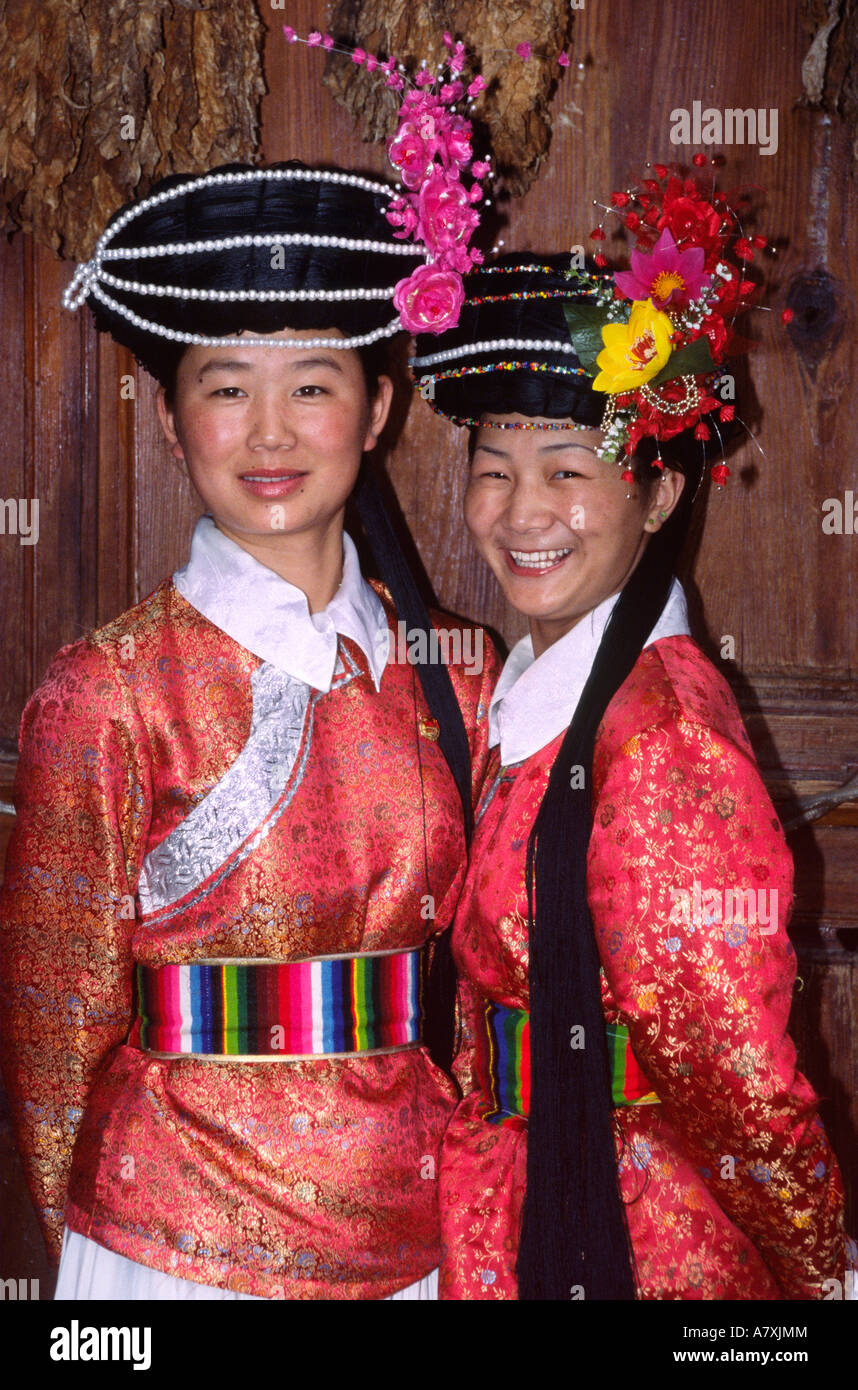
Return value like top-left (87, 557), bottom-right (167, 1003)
top-left (285, 27), bottom-right (556, 335)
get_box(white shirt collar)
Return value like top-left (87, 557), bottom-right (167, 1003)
top-left (488, 577), bottom-right (690, 765)
top-left (173, 516), bottom-right (390, 692)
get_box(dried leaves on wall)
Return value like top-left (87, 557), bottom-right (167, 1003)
top-left (323, 0), bottom-right (574, 197)
top-left (0, 0), bottom-right (266, 261)
top-left (801, 0), bottom-right (858, 160)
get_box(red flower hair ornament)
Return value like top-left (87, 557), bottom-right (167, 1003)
top-left (568, 162), bottom-right (770, 486)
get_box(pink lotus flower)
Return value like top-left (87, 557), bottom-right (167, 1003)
top-left (613, 227), bottom-right (710, 309)
top-left (394, 265), bottom-right (465, 334)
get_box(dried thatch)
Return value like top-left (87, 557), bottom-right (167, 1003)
top-left (323, 0), bottom-right (575, 196)
top-left (801, 0), bottom-right (858, 161)
top-left (0, 0), bottom-right (266, 259)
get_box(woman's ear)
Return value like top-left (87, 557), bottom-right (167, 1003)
top-left (363, 375), bottom-right (394, 451)
top-left (644, 466), bottom-right (686, 531)
top-left (156, 388), bottom-right (185, 461)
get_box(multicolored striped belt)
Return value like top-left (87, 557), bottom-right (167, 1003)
top-left (475, 1001), bottom-right (659, 1123)
top-left (134, 948), bottom-right (424, 1060)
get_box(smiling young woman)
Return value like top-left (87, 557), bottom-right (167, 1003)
top-left (156, 330), bottom-right (393, 608)
top-left (411, 253), bottom-right (848, 1301)
top-left (0, 164), bottom-right (499, 1301)
top-left (464, 419), bottom-right (684, 656)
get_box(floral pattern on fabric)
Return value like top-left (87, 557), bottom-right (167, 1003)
top-left (440, 637), bottom-right (846, 1300)
top-left (0, 577), bottom-right (500, 1299)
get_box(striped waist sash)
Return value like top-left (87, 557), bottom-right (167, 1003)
top-left (135, 949), bottom-right (424, 1059)
top-left (475, 1001), bottom-right (660, 1123)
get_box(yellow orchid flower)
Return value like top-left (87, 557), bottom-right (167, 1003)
top-left (593, 298), bottom-right (674, 393)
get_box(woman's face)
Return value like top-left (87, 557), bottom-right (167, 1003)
top-left (157, 328), bottom-right (392, 561)
top-left (464, 417), bottom-right (684, 655)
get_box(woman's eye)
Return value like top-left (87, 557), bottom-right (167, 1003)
top-left (473, 467), bottom-right (508, 480)
top-left (294, 384), bottom-right (327, 398)
top-left (554, 469), bottom-right (583, 480)
top-left (211, 386), bottom-right (245, 398)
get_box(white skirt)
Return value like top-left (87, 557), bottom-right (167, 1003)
top-left (55, 1229), bottom-right (438, 1301)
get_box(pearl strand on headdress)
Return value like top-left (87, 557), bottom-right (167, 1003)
top-left (88, 282), bottom-right (404, 349)
top-left (410, 337), bottom-right (576, 369)
top-left (62, 166), bottom-right (411, 313)
top-left (97, 270), bottom-right (402, 304)
top-left (98, 167), bottom-right (396, 252)
top-left (102, 233), bottom-right (424, 262)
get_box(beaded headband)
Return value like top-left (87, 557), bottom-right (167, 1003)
top-left (419, 361), bottom-right (596, 430)
top-left (411, 163), bottom-right (769, 487)
top-left (410, 263), bottom-right (602, 426)
top-left (62, 166), bottom-right (424, 349)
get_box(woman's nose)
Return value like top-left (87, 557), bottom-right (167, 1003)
top-left (247, 392), bottom-right (297, 449)
top-left (503, 480), bottom-right (555, 532)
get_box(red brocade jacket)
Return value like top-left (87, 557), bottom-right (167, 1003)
top-left (441, 636), bottom-right (847, 1300)
top-left (0, 577), bottom-right (499, 1299)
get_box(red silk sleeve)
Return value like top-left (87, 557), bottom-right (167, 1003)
top-left (587, 709), bottom-right (846, 1300)
top-left (0, 641), bottom-right (149, 1262)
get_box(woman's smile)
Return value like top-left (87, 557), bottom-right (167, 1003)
top-left (237, 468), bottom-right (310, 498)
top-left (504, 545), bottom-right (574, 575)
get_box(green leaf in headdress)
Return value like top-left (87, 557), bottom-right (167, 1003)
top-left (647, 336), bottom-right (717, 387)
top-left (562, 302), bottom-right (614, 375)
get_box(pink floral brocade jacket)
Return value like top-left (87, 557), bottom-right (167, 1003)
top-left (441, 636), bottom-right (847, 1300)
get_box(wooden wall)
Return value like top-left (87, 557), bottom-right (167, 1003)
top-left (1, 0), bottom-right (856, 1294)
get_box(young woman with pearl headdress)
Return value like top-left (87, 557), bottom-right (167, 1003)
top-left (0, 157), bottom-right (501, 1300)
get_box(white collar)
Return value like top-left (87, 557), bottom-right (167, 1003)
top-left (488, 577), bottom-right (690, 765)
top-left (173, 516), bottom-right (390, 692)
